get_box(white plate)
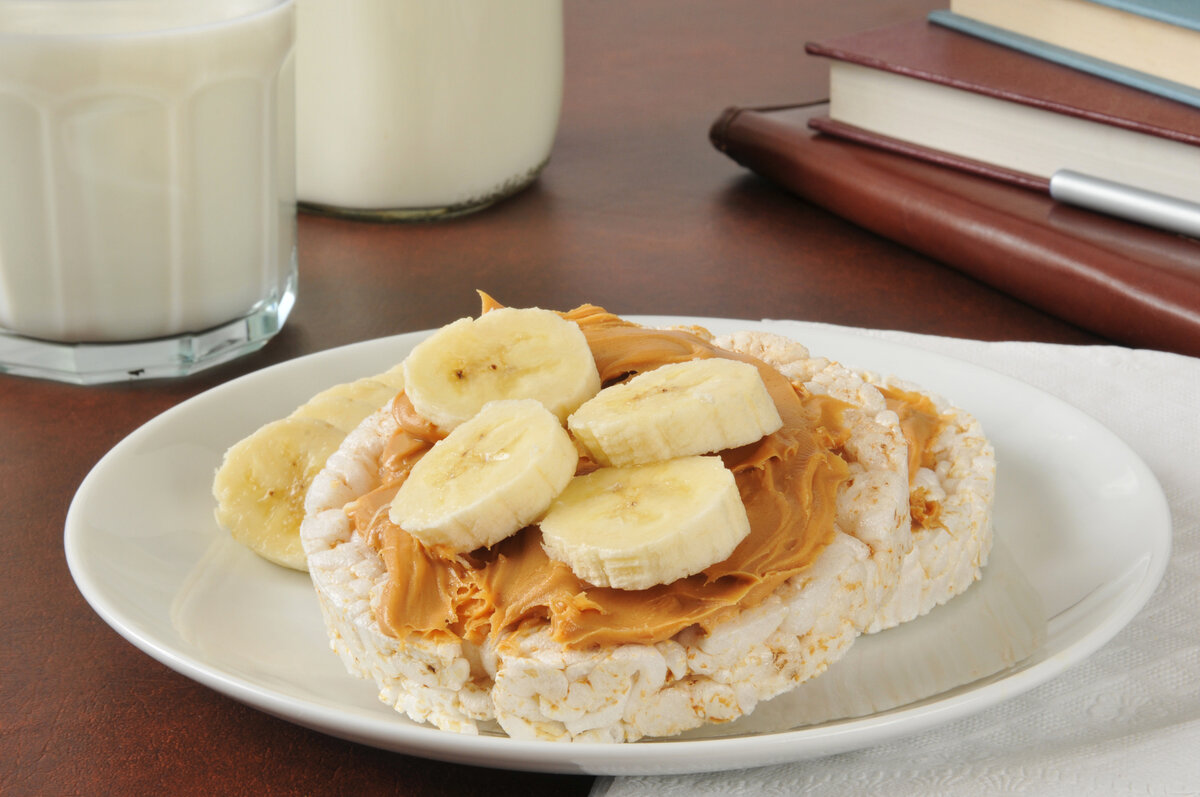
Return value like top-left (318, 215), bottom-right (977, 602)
top-left (64, 318), bottom-right (1171, 776)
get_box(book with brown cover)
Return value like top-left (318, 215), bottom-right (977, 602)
top-left (803, 20), bottom-right (1200, 203)
top-left (708, 102), bottom-right (1200, 358)
top-left (806, 19), bottom-right (1200, 145)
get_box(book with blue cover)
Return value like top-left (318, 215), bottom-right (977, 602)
top-left (1086, 0), bottom-right (1200, 30)
top-left (931, 0), bottom-right (1200, 109)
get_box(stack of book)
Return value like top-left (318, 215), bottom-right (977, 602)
top-left (808, 3), bottom-right (1200, 218)
top-left (710, 2), bottom-right (1200, 355)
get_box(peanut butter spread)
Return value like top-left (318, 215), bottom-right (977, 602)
top-left (878, 385), bottom-right (945, 530)
top-left (345, 306), bottom-right (880, 651)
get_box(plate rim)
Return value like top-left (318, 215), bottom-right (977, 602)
top-left (63, 317), bottom-right (1173, 776)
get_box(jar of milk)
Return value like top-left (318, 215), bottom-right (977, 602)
top-left (0, 0), bottom-right (296, 384)
top-left (295, 0), bottom-right (563, 220)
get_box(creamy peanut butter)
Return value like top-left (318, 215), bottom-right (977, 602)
top-left (879, 385), bottom-right (945, 529)
top-left (347, 307), bottom-right (870, 650)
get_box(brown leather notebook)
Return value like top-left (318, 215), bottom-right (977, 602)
top-left (709, 102), bottom-right (1200, 357)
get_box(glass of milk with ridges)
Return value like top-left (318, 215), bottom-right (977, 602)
top-left (0, 0), bottom-right (296, 384)
top-left (296, 0), bottom-right (562, 220)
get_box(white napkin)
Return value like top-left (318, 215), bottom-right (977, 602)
top-left (593, 325), bottom-right (1200, 796)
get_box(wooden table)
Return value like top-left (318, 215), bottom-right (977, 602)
top-left (2, 1), bottom-right (1103, 794)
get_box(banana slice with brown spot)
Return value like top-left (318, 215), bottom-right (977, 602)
top-left (539, 456), bottom-right (751, 590)
top-left (567, 358), bottom-right (782, 467)
top-left (212, 416), bottom-right (347, 570)
top-left (402, 307), bottom-right (601, 432)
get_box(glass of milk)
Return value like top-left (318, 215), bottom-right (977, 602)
top-left (0, 0), bottom-right (297, 384)
top-left (296, 0), bottom-right (563, 220)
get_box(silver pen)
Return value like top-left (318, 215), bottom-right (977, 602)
top-left (1049, 170), bottom-right (1200, 239)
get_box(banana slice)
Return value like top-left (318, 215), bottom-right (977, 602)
top-left (377, 363), bottom-right (406, 391)
top-left (539, 455), bottom-right (751, 590)
top-left (212, 416), bottom-right (347, 570)
top-left (402, 307), bottom-right (601, 432)
top-left (389, 399), bottom-right (578, 552)
top-left (214, 371), bottom-right (401, 571)
top-left (290, 377), bottom-right (399, 433)
top-left (567, 357), bottom-right (782, 467)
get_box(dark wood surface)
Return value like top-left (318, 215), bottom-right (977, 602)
top-left (1, 2), bottom-right (1103, 795)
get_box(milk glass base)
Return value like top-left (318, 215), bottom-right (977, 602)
top-left (0, 263), bottom-right (296, 386)
top-left (299, 159), bottom-right (549, 222)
